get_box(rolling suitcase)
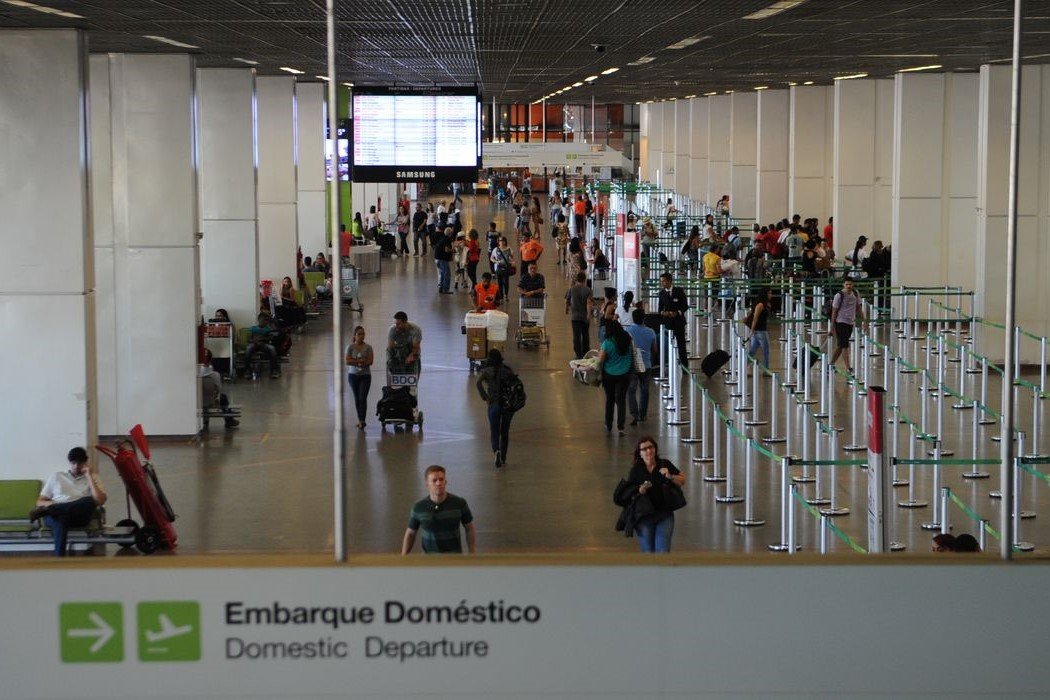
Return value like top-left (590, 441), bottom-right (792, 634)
top-left (700, 349), bottom-right (731, 378)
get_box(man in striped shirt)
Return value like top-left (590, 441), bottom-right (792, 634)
top-left (401, 466), bottom-right (476, 554)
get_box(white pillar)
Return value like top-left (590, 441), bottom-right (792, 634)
top-left (639, 104), bottom-right (650, 180)
top-left (730, 92), bottom-right (758, 221)
top-left (94, 54), bottom-right (201, 436)
top-left (674, 99), bottom-right (691, 198)
top-left (892, 73), bottom-right (979, 290)
top-left (977, 65), bottom-right (1050, 349)
top-left (0, 30), bottom-right (94, 477)
top-left (756, 89), bottom-right (789, 225)
top-left (197, 68), bottom-right (259, 330)
top-left (689, 97), bottom-right (709, 202)
top-left (662, 101), bottom-right (676, 191)
top-left (296, 82), bottom-right (327, 262)
top-left (257, 76), bottom-right (299, 284)
top-left (650, 102), bottom-right (665, 185)
top-left (788, 85), bottom-right (832, 221)
top-left (834, 79), bottom-right (895, 250)
top-left (707, 95), bottom-right (732, 206)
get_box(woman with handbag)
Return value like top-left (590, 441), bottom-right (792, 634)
top-left (597, 319), bottom-right (634, 435)
top-left (490, 236), bottom-right (515, 305)
top-left (617, 436), bottom-right (686, 553)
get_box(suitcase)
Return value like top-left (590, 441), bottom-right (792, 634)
top-left (700, 349), bottom-right (731, 378)
top-left (377, 386), bottom-right (417, 422)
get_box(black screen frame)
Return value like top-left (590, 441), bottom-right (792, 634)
top-left (350, 85), bottom-right (482, 183)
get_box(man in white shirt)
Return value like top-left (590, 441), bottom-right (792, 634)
top-left (31, 447), bottom-right (108, 556)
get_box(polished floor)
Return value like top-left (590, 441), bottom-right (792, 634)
top-left (72, 195), bottom-right (1050, 557)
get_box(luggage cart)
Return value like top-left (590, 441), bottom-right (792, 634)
top-left (516, 294), bottom-right (549, 349)
top-left (378, 353), bottom-right (423, 430)
top-left (341, 262), bottom-right (363, 313)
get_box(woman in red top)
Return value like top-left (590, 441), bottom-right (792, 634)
top-left (466, 229), bottom-right (482, 288)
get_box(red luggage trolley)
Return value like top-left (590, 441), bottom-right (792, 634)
top-left (95, 424), bottom-right (178, 554)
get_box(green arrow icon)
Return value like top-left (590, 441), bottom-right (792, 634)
top-left (60, 603), bottom-right (123, 662)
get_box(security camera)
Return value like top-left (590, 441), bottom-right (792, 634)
top-left (592, 44), bottom-right (606, 53)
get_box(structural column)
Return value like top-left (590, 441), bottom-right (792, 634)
top-left (891, 73), bottom-right (978, 290)
top-left (257, 76), bottom-right (299, 283)
top-left (833, 79), bottom-right (894, 251)
top-left (674, 99), bottom-right (691, 197)
top-left (756, 89), bottom-right (789, 225)
top-left (92, 54), bottom-right (200, 436)
top-left (977, 65), bottom-right (1050, 350)
top-left (0, 30), bottom-right (94, 476)
top-left (197, 68), bottom-right (259, 329)
top-left (730, 92), bottom-right (758, 221)
top-left (707, 95), bottom-right (732, 206)
top-left (639, 104), bottom-right (651, 180)
top-left (296, 82), bottom-right (327, 261)
top-left (689, 97), bottom-right (709, 202)
top-left (788, 85), bottom-right (833, 222)
top-left (662, 99), bottom-right (677, 191)
top-left (649, 102), bottom-right (665, 185)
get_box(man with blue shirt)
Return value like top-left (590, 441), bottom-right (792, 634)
top-left (626, 308), bottom-right (657, 424)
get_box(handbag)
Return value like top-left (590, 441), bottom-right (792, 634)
top-left (662, 481), bottom-right (687, 511)
top-left (631, 340), bottom-right (646, 374)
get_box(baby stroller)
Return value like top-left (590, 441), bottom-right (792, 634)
top-left (453, 241), bottom-right (469, 291)
top-left (375, 224), bottom-right (398, 257)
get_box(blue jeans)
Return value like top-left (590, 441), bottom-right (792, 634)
top-left (437, 259), bottom-right (451, 292)
top-left (43, 496), bottom-right (97, 556)
top-left (748, 330), bottom-right (770, 369)
top-left (348, 373), bottom-right (371, 423)
top-left (487, 402), bottom-right (513, 458)
top-left (636, 513), bottom-right (675, 553)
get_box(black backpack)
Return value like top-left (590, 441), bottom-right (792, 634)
top-left (499, 368), bottom-right (527, 413)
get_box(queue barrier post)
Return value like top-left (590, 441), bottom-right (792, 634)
top-left (979, 358), bottom-right (995, 425)
top-left (764, 372), bottom-right (786, 443)
top-left (843, 377), bottom-right (865, 452)
top-left (1012, 449), bottom-right (1035, 552)
top-left (715, 416), bottom-right (743, 503)
top-left (695, 387), bottom-right (715, 466)
top-left (807, 427), bottom-right (831, 507)
top-left (963, 399), bottom-right (991, 480)
top-left (733, 440), bottom-right (765, 527)
top-left (940, 487), bottom-right (951, 535)
top-left (794, 400), bottom-right (815, 484)
top-left (769, 456), bottom-right (800, 551)
top-left (820, 514), bottom-right (829, 555)
top-left (820, 431), bottom-right (850, 517)
top-left (682, 370), bottom-right (700, 444)
top-left (898, 425), bottom-right (928, 509)
top-left (668, 361), bottom-right (689, 427)
top-left (921, 440), bottom-right (944, 531)
top-left (817, 354), bottom-right (830, 419)
top-left (979, 519), bottom-right (988, 552)
top-left (788, 483), bottom-right (799, 553)
top-left (1027, 387), bottom-right (1040, 458)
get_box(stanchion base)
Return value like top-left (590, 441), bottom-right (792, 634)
top-left (828, 425), bottom-right (844, 432)
top-left (806, 497), bottom-right (831, 506)
top-left (715, 495), bottom-right (744, 503)
top-left (1014, 541), bottom-right (1036, 552)
top-left (782, 382), bottom-right (797, 389)
top-left (667, 420), bottom-right (690, 426)
top-left (733, 518), bottom-right (766, 527)
top-left (843, 444), bottom-right (866, 452)
top-left (989, 490), bottom-right (1001, 499)
top-left (948, 358), bottom-right (961, 363)
top-left (734, 406), bottom-right (753, 413)
top-left (961, 471), bottom-right (990, 479)
top-left (979, 419), bottom-right (996, 426)
top-left (920, 521), bottom-right (942, 530)
top-left (893, 479), bottom-right (910, 487)
top-left (701, 474), bottom-right (726, 482)
top-left (681, 438), bottom-right (702, 444)
top-left (725, 380), bottom-right (739, 387)
top-left (791, 475), bottom-right (816, 484)
top-left (744, 419), bottom-right (768, 427)
top-left (768, 543), bottom-right (802, 552)
top-left (1021, 511), bottom-right (1037, 520)
top-left (801, 398), bottom-right (818, 405)
top-left (762, 436), bottom-right (787, 443)
top-left (693, 457), bottom-right (715, 464)
top-left (952, 403), bottom-right (973, 410)
top-left (900, 368), bottom-right (918, 374)
top-left (965, 368), bottom-right (982, 374)
top-left (927, 449), bottom-right (955, 456)
top-left (890, 542), bottom-right (907, 551)
top-left (814, 412), bottom-right (828, 419)
top-left (858, 389), bottom-right (868, 397)
top-left (991, 436), bottom-right (1001, 443)
top-left (819, 506), bottom-right (850, 517)
top-left (898, 500), bottom-right (928, 508)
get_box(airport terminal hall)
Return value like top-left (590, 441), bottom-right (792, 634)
top-left (4, 1), bottom-right (1050, 697)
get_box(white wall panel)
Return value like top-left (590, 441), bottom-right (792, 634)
top-left (757, 90), bottom-right (789, 224)
top-left (257, 76), bottom-right (298, 282)
top-left (201, 220), bottom-right (258, 324)
top-left (730, 92), bottom-right (757, 219)
top-left (258, 203), bottom-right (299, 283)
top-left (0, 30), bottom-right (93, 476)
top-left (788, 86), bottom-right (831, 220)
top-left (689, 98), bottom-right (709, 201)
top-left (296, 82), bottom-right (327, 259)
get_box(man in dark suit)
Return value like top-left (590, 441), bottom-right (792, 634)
top-left (658, 272), bottom-right (689, 368)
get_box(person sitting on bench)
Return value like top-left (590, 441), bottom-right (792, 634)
top-left (29, 447), bottom-right (107, 556)
top-left (201, 349), bottom-right (239, 429)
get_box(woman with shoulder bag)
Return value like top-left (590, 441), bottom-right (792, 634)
top-left (618, 436), bottom-right (686, 553)
top-left (597, 320), bottom-right (634, 434)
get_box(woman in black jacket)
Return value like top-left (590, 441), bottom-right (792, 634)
top-left (614, 436), bottom-right (686, 553)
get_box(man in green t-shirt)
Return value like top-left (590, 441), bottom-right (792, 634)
top-left (401, 466), bottom-right (476, 554)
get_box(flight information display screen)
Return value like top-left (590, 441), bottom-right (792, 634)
top-left (351, 86), bottom-right (481, 182)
